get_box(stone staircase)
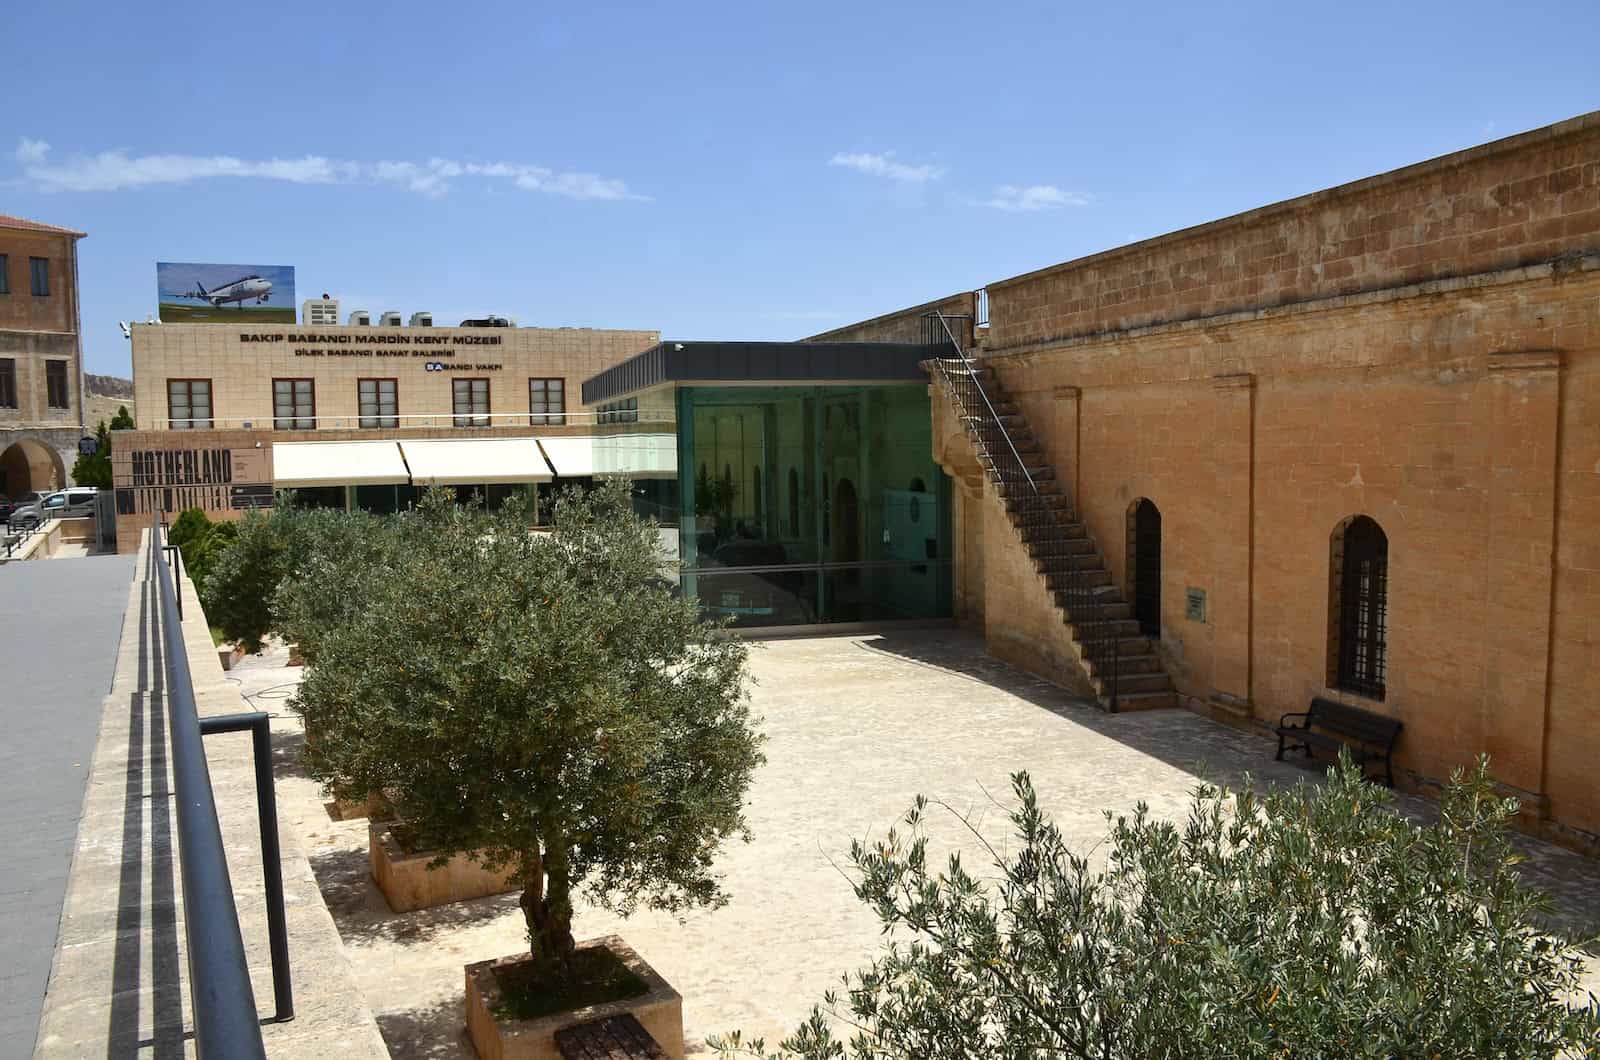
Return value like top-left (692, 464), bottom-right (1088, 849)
top-left (926, 333), bottom-right (1178, 711)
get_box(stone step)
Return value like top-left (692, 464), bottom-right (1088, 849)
top-left (1105, 671), bottom-right (1173, 695)
top-left (1106, 689), bottom-right (1179, 712)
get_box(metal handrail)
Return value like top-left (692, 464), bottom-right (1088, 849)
top-left (923, 312), bottom-right (1120, 710)
top-left (924, 312), bottom-right (1036, 493)
top-left (151, 517), bottom-right (270, 1058)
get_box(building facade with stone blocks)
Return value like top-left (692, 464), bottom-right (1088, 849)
top-left (814, 110), bottom-right (1600, 849)
top-left (118, 323), bottom-right (662, 549)
top-left (0, 214), bottom-right (87, 498)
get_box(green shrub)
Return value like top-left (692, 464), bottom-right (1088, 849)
top-left (712, 756), bottom-right (1599, 1060)
top-left (294, 480), bottom-right (765, 983)
top-left (197, 511), bottom-right (293, 653)
top-left (167, 508), bottom-right (213, 551)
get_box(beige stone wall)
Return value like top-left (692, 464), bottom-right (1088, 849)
top-left (1, 226), bottom-right (83, 439)
top-left (130, 324), bottom-right (659, 430)
top-left (824, 111), bottom-right (1600, 845)
top-left (0, 227), bottom-right (78, 334)
top-left (805, 292), bottom-right (977, 345)
top-left (986, 111), bottom-right (1600, 350)
top-left (976, 267), bottom-right (1600, 840)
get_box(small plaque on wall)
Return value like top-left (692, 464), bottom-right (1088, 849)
top-left (1186, 587), bottom-right (1207, 623)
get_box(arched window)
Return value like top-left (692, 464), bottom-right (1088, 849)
top-left (1329, 515), bottom-right (1388, 699)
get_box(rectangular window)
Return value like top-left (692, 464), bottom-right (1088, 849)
top-left (0, 254), bottom-right (9, 295)
top-left (30, 257), bottom-right (49, 296)
top-left (358, 378), bottom-right (398, 428)
top-left (529, 377), bottom-right (565, 426)
top-left (45, 360), bottom-right (69, 409)
top-left (453, 377), bottom-right (490, 427)
top-left (168, 379), bottom-right (213, 430)
top-left (0, 359), bottom-right (15, 408)
top-left (273, 378), bottom-right (316, 430)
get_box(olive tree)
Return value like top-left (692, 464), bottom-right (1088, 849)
top-left (294, 481), bottom-right (764, 980)
top-left (713, 756), bottom-right (1599, 1059)
top-left (272, 506), bottom-right (408, 666)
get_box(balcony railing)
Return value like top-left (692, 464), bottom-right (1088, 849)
top-left (153, 409), bottom-right (677, 431)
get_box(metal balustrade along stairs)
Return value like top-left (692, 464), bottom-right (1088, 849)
top-left (923, 313), bottom-right (1178, 712)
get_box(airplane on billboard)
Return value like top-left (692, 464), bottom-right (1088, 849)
top-left (187, 274), bottom-right (273, 308)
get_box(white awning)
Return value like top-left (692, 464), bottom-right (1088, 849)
top-left (398, 438), bottom-right (553, 485)
top-left (273, 441), bottom-right (409, 487)
top-left (539, 434), bottom-right (679, 480)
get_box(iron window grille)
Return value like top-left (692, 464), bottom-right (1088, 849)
top-left (529, 378), bottom-right (566, 426)
top-left (453, 378), bottom-right (490, 427)
top-left (1332, 515), bottom-right (1388, 699)
top-left (0, 254), bottom-right (9, 295)
top-left (168, 379), bottom-right (213, 430)
top-left (0, 359), bottom-right (16, 408)
top-left (273, 379), bottom-right (316, 430)
top-left (29, 257), bottom-right (49, 296)
top-left (358, 378), bottom-right (398, 428)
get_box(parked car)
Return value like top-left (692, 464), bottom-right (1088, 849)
top-left (2, 491), bottom-right (51, 527)
top-left (10, 487), bottom-right (99, 528)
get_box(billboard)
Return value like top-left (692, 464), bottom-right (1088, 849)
top-left (157, 262), bottom-right (296, 323)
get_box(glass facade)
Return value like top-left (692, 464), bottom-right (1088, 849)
top-left (670, 384), bottom-right (951, 628)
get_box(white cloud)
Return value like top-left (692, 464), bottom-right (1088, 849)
top-left (14, 138), bottom-right (50, 165)
top-left (828, 151), bottom-right (945, 183)
top-left (978, 184), bottom-right (1092, 211)
top-left (12, 139), bottom-right (646, 201)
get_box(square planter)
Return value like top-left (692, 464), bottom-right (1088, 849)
top-left (464, 935), bottom-right (683, 1060)
top-left (216, 644), bottom-right (245, 671)
top-left (369, 823), bottom-right (519, 913)
top-left (287, 643), bottom-right (305, 667)
top-left (330, 790), bottom-right (390, 822)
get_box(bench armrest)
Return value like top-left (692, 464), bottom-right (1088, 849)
top-left (1278, 711), bottom-right (1311, 728)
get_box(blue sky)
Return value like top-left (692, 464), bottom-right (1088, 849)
top-left (6, 0), bottom-right (1598, 376)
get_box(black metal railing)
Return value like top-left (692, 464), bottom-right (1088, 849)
top-left (152, 517), bottom-right (293, 1057)
top-left (2, 515), bottom-right (47, 560)
top-left (922, 312), bottom-right (1120, 710)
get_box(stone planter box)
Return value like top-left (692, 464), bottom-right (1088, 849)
top-left (217, 643), bottom-right (247, 671)
top-left (369, 823), bottom-right (519, 913)
top-left (329, 790), bottom-right (390, 822)
top-left (464, 935), bottom-right (683, 1060)
top-left (287, 643), bottom-right (305, 667)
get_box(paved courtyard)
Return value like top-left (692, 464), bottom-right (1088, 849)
top-left (231, 628), bottom-right (1600, 1057)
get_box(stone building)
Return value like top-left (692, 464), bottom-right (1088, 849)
top-left (813, 110), bottom-right (1600, 849)
top-left (118, 321), bottom-right (661, 548)
top-left (0, 214), bottom-right (86, 499)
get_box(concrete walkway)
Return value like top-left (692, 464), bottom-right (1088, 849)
top-left (0, 553), bottom-right (136, 1058)
top-left (32, 539), bottom-right (388, 1058)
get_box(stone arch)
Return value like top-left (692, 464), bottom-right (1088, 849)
top-left (1, 438), bottom-right (66, 498)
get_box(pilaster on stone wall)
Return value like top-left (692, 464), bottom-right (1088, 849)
top-left (1481, 350), bottom-right (1561, 805)
top-left (1208, 374), bottom-right (1255, 714)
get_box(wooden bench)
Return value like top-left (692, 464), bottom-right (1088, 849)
top-left (555, 1014), bottom-right (668, 1060)
top-left (1276, 696), bottom-right (1403, 787)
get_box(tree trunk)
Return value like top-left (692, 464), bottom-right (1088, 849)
top-left (519, 840), bottom-right (576, 979)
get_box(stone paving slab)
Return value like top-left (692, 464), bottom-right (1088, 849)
top-left (239, 627), bottom-right (1600, 1057)
top-left (0, 552), bottom-right (136, 1060)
